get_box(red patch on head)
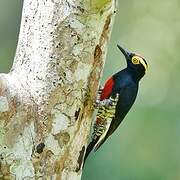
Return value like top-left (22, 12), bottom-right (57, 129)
top-left (100, 77), bottom-right (114, 100)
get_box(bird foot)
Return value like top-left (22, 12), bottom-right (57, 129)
top-left (94, 92), bottom-right (119, 109)
top-left (93, 86), bottom-right (104, 108)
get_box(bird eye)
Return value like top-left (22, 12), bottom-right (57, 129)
top-left (132, 56), bottom-right (140, 64)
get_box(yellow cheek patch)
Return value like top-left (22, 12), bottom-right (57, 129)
top-left (132, 56), bottom-right (140, 64)
top-left (132, 56), bottom-right (148, 73)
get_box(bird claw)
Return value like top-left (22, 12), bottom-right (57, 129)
top-left (94, 93), bottom-right (119, 109)
top-left (93, 100), bottom-right (100, 108)
top-left (93, 85), bottom-right (119, 109)
top-left (93, 86), bottom-right (104, 108)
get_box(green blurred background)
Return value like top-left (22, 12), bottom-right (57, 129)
top-left (1, 0), bottom-right (180, 180)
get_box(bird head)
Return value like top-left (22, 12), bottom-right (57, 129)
top-left (117, 44), bottom-right (148, 79)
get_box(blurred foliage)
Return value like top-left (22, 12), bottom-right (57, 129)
top-left (0, 0), bottom-right (22, 72)
top-left (0, 0), bottom-right (180, 180)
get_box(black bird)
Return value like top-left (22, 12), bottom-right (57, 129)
top-left (84, 44), bottom-right (148, 163)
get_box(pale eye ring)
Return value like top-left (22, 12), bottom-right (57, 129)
top-left (132, 56), bottom-right (140, 64)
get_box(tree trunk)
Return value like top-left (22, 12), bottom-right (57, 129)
top-left (0, 0), bottom-right (116, 179)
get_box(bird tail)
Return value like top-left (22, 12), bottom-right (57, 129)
top-left (83, 139), bottom-right (97, 167)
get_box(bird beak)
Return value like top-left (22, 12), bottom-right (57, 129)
top-left (117, 44), bottom-right (131, 60)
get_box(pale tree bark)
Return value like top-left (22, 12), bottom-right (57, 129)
top-left (0, 0), bottom-right (116, 179)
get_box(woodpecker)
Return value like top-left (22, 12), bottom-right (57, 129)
top-left (84, 44), bottom-right (148, 163)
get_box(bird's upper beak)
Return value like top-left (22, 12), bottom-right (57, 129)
top-left (117, 44), bottom-right (132, 60)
